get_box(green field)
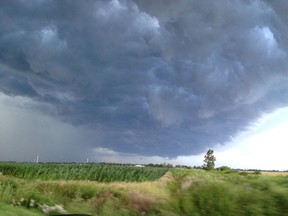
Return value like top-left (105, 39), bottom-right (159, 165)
top-left (0, 163), bottom-right (288, 215)
top-left (0, 162), bottom-right (168, 182)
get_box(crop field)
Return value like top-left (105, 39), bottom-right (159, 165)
top-left (0, 164), bottom-right (288, 216)
top-left (0, 162), bottom-right (168, 182)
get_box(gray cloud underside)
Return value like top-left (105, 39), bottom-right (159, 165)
top-left (1, 0), bottom-right (288, 157)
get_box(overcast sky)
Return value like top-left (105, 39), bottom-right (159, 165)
top-left (0, 0), bottom-right (288, 170)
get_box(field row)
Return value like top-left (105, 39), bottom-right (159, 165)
top-left (0, 162), bottom-right (168, 182)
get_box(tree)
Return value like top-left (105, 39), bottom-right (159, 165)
top-left (203, 149), bottom-right (216, 170)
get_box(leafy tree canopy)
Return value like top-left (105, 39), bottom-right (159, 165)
top-left (203, 149), bottom-right (216, 171)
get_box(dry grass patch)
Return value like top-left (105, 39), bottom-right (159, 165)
top-left (261, 172), bottom-right (288, 176)
top-left (30, 170), bottom-right (173, 204)
top-left (127, 192), bottom-right (157, 213)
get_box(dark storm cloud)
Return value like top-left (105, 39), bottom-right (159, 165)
top-left (1, 0), bottom-right (288, 157)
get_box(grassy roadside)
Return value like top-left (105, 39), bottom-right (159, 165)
top-left (0, 171), bottom-right (174, 215)
top-left (0, 202), bottom-right (44, 216)
top-left (169, 168), bottom-right (288, 216)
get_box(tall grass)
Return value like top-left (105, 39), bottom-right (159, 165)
top-left (0, 162), bottom-right (168, 182)
top-left (170, 168), bottom-right (288, 216)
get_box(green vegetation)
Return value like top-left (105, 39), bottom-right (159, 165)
top-left (0, 162), bottom-right (168, 182)
top-left (203, 149), bottom-right (216, 170)
top-left (0, 202), bottom-right (43, 216)
top-left (170, 168), bottom-right (288, 216)
top-left (0, 163), bottom-right (288, 215)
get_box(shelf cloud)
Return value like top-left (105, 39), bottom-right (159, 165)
top-left (1, 0), bottom-right (288, 160)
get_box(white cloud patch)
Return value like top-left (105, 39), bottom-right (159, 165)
top-left (91, 147), bottom-right (170, 165)
top-left (214, 107), bottom-right (288, 170)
